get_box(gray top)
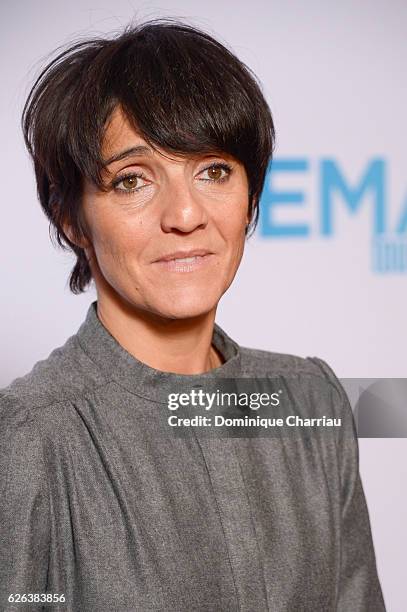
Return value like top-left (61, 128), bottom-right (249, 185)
top-left (0, 301), bottom-right (385, 611)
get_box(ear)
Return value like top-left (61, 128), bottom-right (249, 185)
top-left (61, 219), bottom-right (91, 250)
top-left (49, 185), bottom-right (93, 251)
top-left (246, 195), bottom-right (255, 226)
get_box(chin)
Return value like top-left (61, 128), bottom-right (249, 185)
top-left (149, 292), bottom-right (220, 320)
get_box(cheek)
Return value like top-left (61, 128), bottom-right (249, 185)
top-left (215, 197), bottom-right (248, 245)
top-left (214, 178), bottom-right (249, 227)
top-left (88, 212), bottom-right (146, 267)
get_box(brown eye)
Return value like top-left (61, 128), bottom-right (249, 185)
top-left (122, 176), bottom-right (139, 190)
top-left (207, 166), bottom-right (223, 180)
top-left (113, 172), bottom-right (149, 194)
top-left (199, 163), bottom-right (232, 183)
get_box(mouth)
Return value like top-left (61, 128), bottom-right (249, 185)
top-left (152, 252), bottom-right (215, 273)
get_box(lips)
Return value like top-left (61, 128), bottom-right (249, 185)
top-left (153, 248), bottom-right (213, 263)
top-left (152, 250), bottom-right (215, 273)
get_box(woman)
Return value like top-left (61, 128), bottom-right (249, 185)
top-left (0, 19), bottom-right (385, 612)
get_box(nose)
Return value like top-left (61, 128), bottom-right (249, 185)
top-left (159, 177), bottom-right (209, 234)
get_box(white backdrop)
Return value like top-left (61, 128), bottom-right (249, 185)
top-left (1, 1), bottom-right (406, 609)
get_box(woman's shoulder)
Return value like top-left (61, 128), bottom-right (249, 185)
top-left (0, 333), bottom-right (108, 421)
top-left (238, 345), bottom-right (352, 425)
top-left (239, 344), bottom-right (338, 382)
top-left (238, 344), bottom-right (349, 406)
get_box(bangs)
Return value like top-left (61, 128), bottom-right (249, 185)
top-left (110, 26), bottom-right (257, 157)
top-left (61, 21), bottom-right (270, 190)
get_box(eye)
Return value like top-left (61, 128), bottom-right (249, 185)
top-left (198, 162), bottom-right (232, 183)
top-left (112, 172), bottom-right (150, 194)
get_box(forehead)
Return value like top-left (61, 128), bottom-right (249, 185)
top-left (100, 105), bottom-right (241, 170)
top-left (102, 106), bottom-right (147, 156)
top-left (101, 109), bottom-right (194, 173)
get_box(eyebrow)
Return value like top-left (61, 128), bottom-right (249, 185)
top-left (102, 145), bottom-right (153, 167)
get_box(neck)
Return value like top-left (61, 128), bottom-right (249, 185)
top-left (95, 292), bottom-right (224, 375)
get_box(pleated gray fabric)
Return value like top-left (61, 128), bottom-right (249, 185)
top-left (0, 301), bottom-right (386, 611)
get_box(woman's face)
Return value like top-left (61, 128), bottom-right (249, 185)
top-left (80, 106), bottom-right (250, 320)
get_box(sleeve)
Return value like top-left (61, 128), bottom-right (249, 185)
top-left (0, 397), bottom-right (50, 611)
top-left (309, 357), bottom-right (386, 612)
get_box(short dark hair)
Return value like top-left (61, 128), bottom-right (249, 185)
top-left (22, 18), bottom-right (275, 294)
